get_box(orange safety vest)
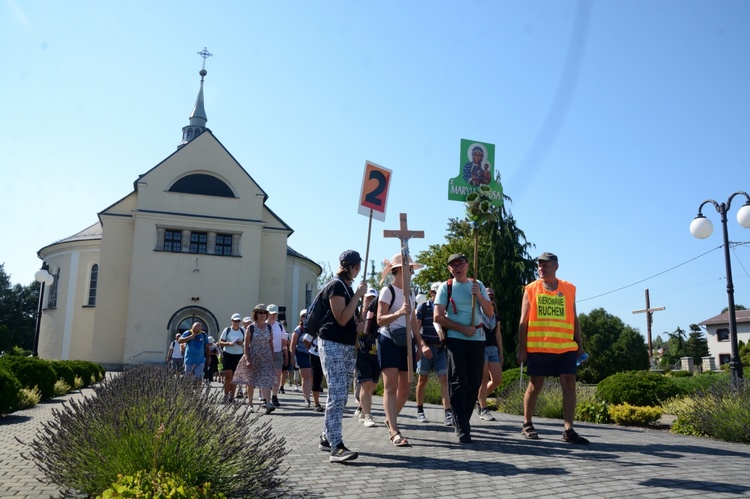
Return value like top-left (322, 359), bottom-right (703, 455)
top-left (525, 279), bottom-right (578, 354)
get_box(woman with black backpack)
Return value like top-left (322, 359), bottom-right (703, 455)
top-left (317, 250), bottom-right (367, 463)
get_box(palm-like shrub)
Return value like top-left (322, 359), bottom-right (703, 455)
top-left (26, 366), bottom-right (287, 497)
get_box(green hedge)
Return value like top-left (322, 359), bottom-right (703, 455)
top-left (0, 356), bottom-right (57, 400)
top-left (49, 361), bottom-right (77, 389)
top-left (596, 370), bottom-right (679, 406)
top-left (0, 367), bottom-right (22, 414)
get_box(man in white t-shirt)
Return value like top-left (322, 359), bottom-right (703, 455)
top-left (166, 332), bottom-right (184, 371)
top-left (267, 304), bottom-right (289, 407)
top-left (218, 313), bottom-right (245, 403)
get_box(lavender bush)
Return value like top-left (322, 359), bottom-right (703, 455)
top-left (25, 366), bottom-right (288, 497)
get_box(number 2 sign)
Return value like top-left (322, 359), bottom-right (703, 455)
top-left (358, 161), bottom-right (392, 222)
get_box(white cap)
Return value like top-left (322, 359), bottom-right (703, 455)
top-left (299, 309), bottom-right (307, 317)
top-left (231, 313), bottom-right (242, 321)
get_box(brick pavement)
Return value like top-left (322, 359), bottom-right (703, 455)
top-left (2, 380), bottom-right (750, 498)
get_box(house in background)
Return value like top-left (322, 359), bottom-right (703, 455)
top-left (36, 64), bottom-right (320, 369)
top-left (700, 309), bottom-right (750, 368)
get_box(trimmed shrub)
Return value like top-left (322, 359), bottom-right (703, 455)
top-left (609, 403), bottom-right (662, 426)
top-left (49, 361), bottom-right (77, 389)
top-left (670, 371), bottom-right (727, 397)
top-left (98, 469), bottom-right (227, 499)
top-left (669, 370), bottom-right (693, 378)
top-left (498, 367), bottom-right (528, 396)
top-left (27, 366), bottom-right (288, 497)
top-left (65, 360), bottom-right (103, 388)
top-left (0, 356), bottom-right (57, 400)
top-left (16, 386), bottom-right (42, 410)
top-left (0, 367), bottom-right (22, 414)
top-left (596, 370), bottom-right (679, 406)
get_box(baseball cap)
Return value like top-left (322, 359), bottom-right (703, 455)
top-left (299, 309), bottom-right (307, 317)
top-left (339, 249), bottom-right (362, 266)
top-left (365, 288), bottom-right (378, 297)
top-left (231, 313), bottom-right (242, 321)
top-left (430, 282), bottom-right (440, 292)
top-left (447, 253), bottom-right (468, 265)
top-left (537, 252), bottom-right (558, 262)
top-left (267, 304), bottom-right (279, 314)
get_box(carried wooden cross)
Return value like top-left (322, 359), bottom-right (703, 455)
top-left (384, 213), bottom-right (424, 383)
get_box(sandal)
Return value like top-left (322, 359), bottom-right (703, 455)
top-left (562, 429), bottom-right (589, 445)
top-left (389, 431), bottom-right (410, 447)
top-left (521, 423), bottom-right (539, 439)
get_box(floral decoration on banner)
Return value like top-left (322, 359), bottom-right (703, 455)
top-left (465, 184), bottom-right (492, 222)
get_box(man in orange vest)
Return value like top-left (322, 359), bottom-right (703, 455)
top-left (517, 252), bottom-right (589, 444)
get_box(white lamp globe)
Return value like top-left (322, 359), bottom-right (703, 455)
top-left (35, 269), bottom-right (53, 285)
top-left (737, 203), bottom-right (750, 229)
top-left (690, 216), bottom-right (713, 239)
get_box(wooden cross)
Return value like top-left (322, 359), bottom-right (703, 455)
top-left (632, 288), bottom-right (665, 368)
top-left (384, 213), bottom-right (424, 382)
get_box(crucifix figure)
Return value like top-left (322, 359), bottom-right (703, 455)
top-left (632, 288), bottom-right (665, 368)
top-left (384, 213), bottom-right (424, 382)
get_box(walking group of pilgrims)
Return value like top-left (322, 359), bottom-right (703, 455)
top-left (169, 248), bottom-right (590, 464)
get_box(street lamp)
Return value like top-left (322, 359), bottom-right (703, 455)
top-left (33, 263), bottom-right (54, 357)
top-left (690, 191), bottom-right (750, 387)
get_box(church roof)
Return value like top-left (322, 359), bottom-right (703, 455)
top-left (55, 222), bottom-right (103, 243)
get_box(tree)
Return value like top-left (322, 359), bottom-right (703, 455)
top-left (0, 263), bottom-right (38, 352)
top-left (685, 324), bottom-right (710, 367)
top-left (578, 308), bottom-right (649, 383)
top-left (721, 304), bottom-right (746, 313)
top-left (660, 326), bottom-right (688, 368)
top-left (316, 261), bottom-right (335, 291)
top-left (414, 195), bottom-right (537, 367)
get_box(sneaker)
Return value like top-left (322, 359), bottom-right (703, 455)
top-left (305, 400), bottom-right (311, 408)
top-left (354, 407), bottom-right (363, 419)
top-left (265, 403), bottom-right (276, 414)
top-left (271, 395), bottom-right (281, 407)
top-left (294, 385), bottom-right (300, 392)
top-left (319, 435), bottom-right (331, 451)
top-left (314, 404), bottom-right (325, 413)
top-left (479, 408), bottom-right (496, 421)
top-left (236, 390), bottom-right (244, 399)
top-left (444, 411), bottom-right (453, 426)
top-left (279, 386), bottom-right (285, 394)
top-left (362, 415), bottom-right (377, 427)
top-left (329, 444), bottom-right (358, 463)
top-left (417, 412), bottom-right (428, 423)
top-left (258, 393), bottom-right (264, 401)
top-left (562, 428), bottom-right (589, 445)
top-left (475, 401), bottom-right (481, 415)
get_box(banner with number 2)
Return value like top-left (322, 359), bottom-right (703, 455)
top-left (358, 161), bottom-right (392, 222)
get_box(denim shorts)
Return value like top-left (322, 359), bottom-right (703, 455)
top-left (416, 344), bottom-right (448, 376)
top-left (526, 351), bottom-right (577, 377)
top-left (295, 350), bottom-right (312, 369)
top-left (484, 345), bottom-right (501, 363)
top-left (184, 362), bottom-right (204, 378)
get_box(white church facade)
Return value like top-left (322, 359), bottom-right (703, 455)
top-left (36, 63), bottom-right (320, 369)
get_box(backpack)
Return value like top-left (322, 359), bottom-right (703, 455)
top-left (304, 279), bottom-right (339, 338)
top-left (361, 284), bottom-right (395, 348)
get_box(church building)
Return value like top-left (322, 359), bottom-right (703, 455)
top-left (36, 59), bottom-right (320, 369)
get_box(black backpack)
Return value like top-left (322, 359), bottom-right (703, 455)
top-left (304, 278), bottom-right (340, 338)
top-left (361, 284), bottom-right (395, 348)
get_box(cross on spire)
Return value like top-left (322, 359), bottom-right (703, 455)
top-left (197, 47), bottom-right (213, 70)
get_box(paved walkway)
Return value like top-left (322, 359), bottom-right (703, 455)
top-left (2, 381), bottom-right (750, 498)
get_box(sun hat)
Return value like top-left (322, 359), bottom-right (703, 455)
top-left (389, 253), bottom-right (424, 270)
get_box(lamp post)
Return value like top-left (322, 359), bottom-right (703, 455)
top-left (690, 191), bottom-right (750, 387)
top-left (33, 263), bottom-right (54, 357)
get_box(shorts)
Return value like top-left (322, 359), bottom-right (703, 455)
top-left (356, 352), bottom-right (382, 383)
top-left (378, 333), bottom-right (409, 372)
top-left (222, 352), bottom-right (242, 372)
top-left (416, 344), bottom-right (448, 376)
top-left (273, 351), bottom-right (284, 370)
top-left (295, 350), bottom-right (311, 369)
top-left (184, 362), bottom-right (205, 378)
top-left (526, 351), bottom-right (577, 377)
top-left (484, 345), bottom-right (501, 364)
top-left (282, 353), bottom-right (295, 371)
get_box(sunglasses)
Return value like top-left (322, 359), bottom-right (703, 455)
top-left (257, 311), bottom-right (268, 315)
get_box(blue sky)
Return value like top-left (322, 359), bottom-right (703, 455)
top-left (2, 0), bottom-right (749, 340)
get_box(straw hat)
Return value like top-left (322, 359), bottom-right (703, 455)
top-left (389, 253), bottom-right (424, 270)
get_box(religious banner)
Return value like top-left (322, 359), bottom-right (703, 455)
top-left (448, 139), bottom-right (503, 207)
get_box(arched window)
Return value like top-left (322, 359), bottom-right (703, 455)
top-left (168, 174), bottom-right (235, 197)
top-left (87, 264), bottom-right (99, 306)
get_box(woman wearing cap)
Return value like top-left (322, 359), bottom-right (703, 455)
top-left (377, 253), bottom-right (429, 447)
top-left (317, 250), bottom-right (367, 463)
top-left (291, 309), bottom-right (313, 407)
top-left (231, 304), bottom-right (277, 414)
top-left (218, 313), bottom-right (245, 403)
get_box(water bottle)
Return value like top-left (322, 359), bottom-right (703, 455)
top-left (576, 352), bottom-right (589, 366)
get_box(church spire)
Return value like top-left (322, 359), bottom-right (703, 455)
top-left (179, 47), bottom-right (213, 149)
